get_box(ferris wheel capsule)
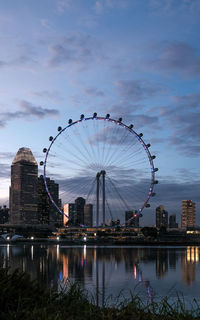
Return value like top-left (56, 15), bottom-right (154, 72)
top-left (146, 144), bottom-right (151, 148)
top-left (68, 119), bottom-right (72, 124)
top-left (93, 112), bottom-right (97, 118)
top-left (80, 114), bottom-right (84, 120)
top-left (49, 136), bottom-right (53, 141)
top-left (129, 124), bottom-right (133, 129)
top-left (118, 117), bottom-right (122, 122)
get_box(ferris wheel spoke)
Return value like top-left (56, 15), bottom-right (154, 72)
top-left (43, 115), bottom-right (157, 222)
top-left (50, 144), bottom-right (94, 173)
top-left (63, 128), bottom-right (96, 167)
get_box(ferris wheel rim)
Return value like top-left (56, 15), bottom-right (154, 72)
top-left (42, 115), bottom-right (157, 216)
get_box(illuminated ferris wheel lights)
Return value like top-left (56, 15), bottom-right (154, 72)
top-left (43, 148), bottom-right (47, 153)
top-left (57, 126), bottom-right (62, 131)
top-left (68, 119), bottom-right (72, 124)
top-left (49, 136), bottom-right (53, 141)
top-left (80, 114), bottom-right (85, 120)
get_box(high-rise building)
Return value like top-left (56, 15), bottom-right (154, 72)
top-left (63, 203), bottom-right (76, 226)
top-left (0, 205), bottom-right (9, 224)
top-left (156, 205), bottom-right (168, 228)
top-left (84, 204), bottom-right (93, 227)
top-left (10, 147), bottom-right (38, 224)
top-left (181, 200), bottom-right (195, 229)
top-left (38, 175), bottom-right (62, 226)
top-left (74, 197), bottom-right (85, 225)
top-left (125, 210), bottom-right (139, 227)
top-left (169, 214), bottom-right (178, 228)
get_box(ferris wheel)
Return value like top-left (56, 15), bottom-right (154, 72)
top-left (40, 113), bottom-right (158, 226)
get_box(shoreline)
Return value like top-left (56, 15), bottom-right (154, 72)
top-left (1, 238), bottom-right (200, 246)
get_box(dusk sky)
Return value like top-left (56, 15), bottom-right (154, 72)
top-left (0, 0), bottom-right (199, 226)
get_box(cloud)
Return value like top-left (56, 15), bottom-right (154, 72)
top-left (31, 90), bottom-right (63, 102)
top-left (0, 163), bottom-right (10, 178)
top-left (160, 93), bottom-right (200, 156)
top-left (47, 34), bottom-right (93, 68)
top-left (84, 87), bottom-right (105, 97)
top-left (56, 0), bottom-right (72, 13)
top-left (116, 80), bottom-right (162, 101)
top-left (150, 42), bottom-right (200, 78)
top-left (0, 100), bottom-right (59, 127)
top-left (94, 0), bottom-right (132, 13)
top-left (149, 0), bottom-right (200, 16)
top-left (46, 33), bottom-right (106, 71)
top-left (0, 152), bottom-right (15, 160)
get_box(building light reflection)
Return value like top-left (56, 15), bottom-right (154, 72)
top-left (31, 245), bottom-right (34, 260)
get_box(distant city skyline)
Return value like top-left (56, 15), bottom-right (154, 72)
top-left (0, 0), bottom-right (199, 225)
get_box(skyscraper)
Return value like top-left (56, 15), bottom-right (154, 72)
top-left (156, 205), bottom-right (168, 228)
top-left (125, 210), bottom-right (139, 227)
top-left (84, 204), bottom-right (93, 227)
top-left (74, 197), bottom-right (85, 225)
top-left (63, 203), bottom-right (76, 226)
top-left (38, 175), bottom-right (62, 226)
top-left (10, 147), bottom-right (38, 224)
top-left (169, 214), bottom-right (178, 228)
top-left (181, 200), bottom-right (195, 229)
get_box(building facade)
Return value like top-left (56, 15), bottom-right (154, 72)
top-left (10, 148), bottom-right (38, 224)
top-left (63, 203), bottom-right (76, 226)
top-left (125, 210), bottom-right (139, 227)
top-left (181, 200), bottom-right (195, 229)
top-left (84, 204), bottom-right (93, 227)
top-left (169, 214), bottom-right (178, 228)
top-left (38, 175), bottom-right (62, 226)
top-left (156, 205), bottom-right (168, 228)
top-left (0, 205), bottom-right (9, 224)
top-left (74, 197), bottom-right (85, 226)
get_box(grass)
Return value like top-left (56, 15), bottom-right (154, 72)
top-left (1, 268), bottom-right (200, 320)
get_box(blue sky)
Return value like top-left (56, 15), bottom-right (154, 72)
top-left (0, 0), bottom-right (199, 226)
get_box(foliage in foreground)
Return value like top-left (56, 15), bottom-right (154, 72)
top-left (1, 268), bottom-right (200, 320)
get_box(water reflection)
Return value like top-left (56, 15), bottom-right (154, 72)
top-left (0, 245), bottom-right (200, 304)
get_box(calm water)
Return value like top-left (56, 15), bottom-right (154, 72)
top-left (1, 244), bottom-right (200, 307)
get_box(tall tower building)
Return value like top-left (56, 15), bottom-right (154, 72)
top-left (9, 147), bottom-right (38, 224)
top-left (181, 200), bottom-right (195, 229)
top-left (63, 203), bottom-right (76, 226)
top-left (38, 175), bottom-right (62, 226)
top-left (156, 205), bottom-right (168, 228)
top-left (74, 197), bottom-right (85, 225)
top-left (169, 214), bottom-right (178, 228)
top-left (84, 204), bottom-right (93, 227)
